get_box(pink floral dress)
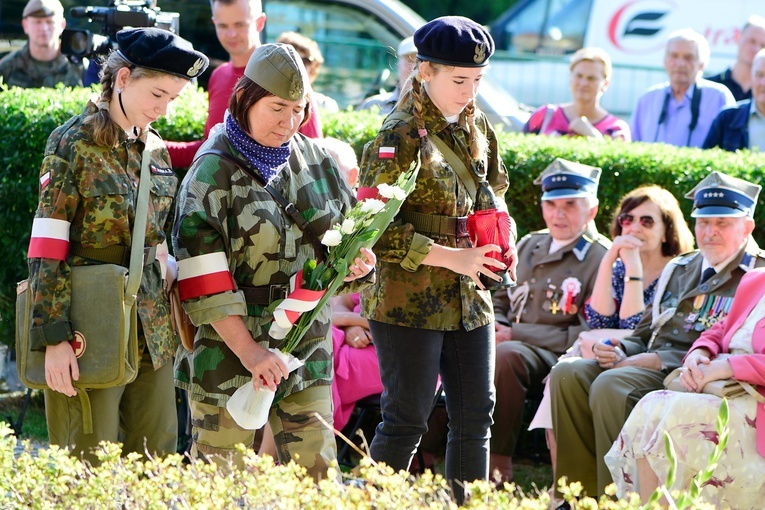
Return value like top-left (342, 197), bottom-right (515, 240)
top-left (605, 342), bottom-right (765, 508)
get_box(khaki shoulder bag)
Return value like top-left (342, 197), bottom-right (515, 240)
top-left (15, 139), bottom-right (157, 433)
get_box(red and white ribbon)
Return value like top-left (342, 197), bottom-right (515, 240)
top-left (27, 218), bottom-right (70, 261)
top-left (269, 270), bottom-right (326, 340)
top-left (558, 277), bottom-right (582, 314)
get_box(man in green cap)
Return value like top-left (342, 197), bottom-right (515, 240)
top-left (0, 0), bottom-right (83, 88)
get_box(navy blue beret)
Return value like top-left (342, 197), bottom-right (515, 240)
top-left (116, 28), bottom-right (209, 80)
top-left (414, 16), bottom-right (494, 68)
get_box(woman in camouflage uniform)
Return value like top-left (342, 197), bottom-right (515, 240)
top-left (172, 43), bottom-right (375, 480)
top-left (358, 16), bottom-right (516, 501)
top-left (26, 28), bottom-right (208, 464)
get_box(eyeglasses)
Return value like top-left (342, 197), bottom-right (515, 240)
top-left (618, 213), bottom-right (656, 229)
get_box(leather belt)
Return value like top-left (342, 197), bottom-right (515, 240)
top-left (399, 210), bottom-right (469, 237)
top-left (70, 243), bottom-right (156, 268)
top-left (240, 284), bottom-right (289, 305)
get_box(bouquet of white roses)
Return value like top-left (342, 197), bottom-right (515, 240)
top-left (268, 160), bottom-right (420, 353)
top-left (226, 160), bottom-right (419, 429)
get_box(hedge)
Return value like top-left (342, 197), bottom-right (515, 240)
top-left (2, 86), bottom-right (765, 344)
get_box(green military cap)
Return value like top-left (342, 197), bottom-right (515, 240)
top-left (244, 43), bottom-right (312, 101)
top-left (23, 0), bottom-right (63, 18)
top-left (533, 158), bottom-right (601, 201)
top-left (684, 170), bottom-right (761, 218)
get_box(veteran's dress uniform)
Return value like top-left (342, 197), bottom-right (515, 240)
top-left (359, 16), bottom-right (511, 497)
top-left (26, 28), bottom-right (209, 463)
top-left (172, 43), bottom-right (360, 479)
top-left (491, 159), bottom-right (610, 460)
top-left (551, 171), bottom-right (765, 496)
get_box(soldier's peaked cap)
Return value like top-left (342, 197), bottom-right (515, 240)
top-left (685, 171), bottom-right (761, 218)
top-left (115, 28), bottom-right (209, 80)
top-left (534, 158), bottom-right (601, 201)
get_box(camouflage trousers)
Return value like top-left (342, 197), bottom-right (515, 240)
top-left (190, 384), bottom-right (337, 480)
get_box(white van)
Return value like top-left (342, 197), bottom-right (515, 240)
top-left (489, 0), bottom-right (762, 117)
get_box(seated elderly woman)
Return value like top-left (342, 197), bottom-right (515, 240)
top-left (529, 185), bottom-right (694, 478)
top-left (606, 268), bottom-right (765, 508)
top-left (524, 47), bottom-right (631, 141)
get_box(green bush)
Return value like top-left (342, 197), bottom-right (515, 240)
top-left (3, 89), bottom-right (765, 344)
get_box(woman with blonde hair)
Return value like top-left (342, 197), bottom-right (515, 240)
top-left (358, 16), bottom-right (517, 502)
top-left (525, 47), bottom-right (631, 140)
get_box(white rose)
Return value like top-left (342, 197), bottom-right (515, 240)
top-left (321, 229), bottom-right (343, 247)
top-left (341, 218), bottom-right (355, 235)
top-left (390, 186), bottom-right (407, 201)
top-left (377, 183), bottom-right (394, 199)
top-left (360, 199), bottom-right (386, 214)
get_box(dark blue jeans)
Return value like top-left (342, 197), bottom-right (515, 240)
top-left (368, 320), bottom-right (495, 500)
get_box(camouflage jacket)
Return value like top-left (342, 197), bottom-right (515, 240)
top-left (28, 101), bottom-right (178, 369)
top-left (620, 239), bottom-right (765, 371)
top-left (493, 226), bottom-right (611, 355)
top-left (172, 126), bottom-right (359, 407)
top-left (359, 93), bottom-right (509, 331)
top-left (0, 43), bottom-right (83, 88)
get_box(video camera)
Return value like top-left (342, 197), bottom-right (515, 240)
top-left (61, 0), bottom-right (180, 59)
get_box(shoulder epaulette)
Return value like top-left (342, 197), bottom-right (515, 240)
top-left (670, 250), bottom-right (699, 266)
top-left (45, 115), bottom-right (79, 158)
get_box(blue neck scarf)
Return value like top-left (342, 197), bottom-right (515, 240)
top-left (225, 111), bottom-right (291, 183)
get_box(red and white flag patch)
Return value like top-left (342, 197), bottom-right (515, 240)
top-left (39, 172), bottom-right (51, 189)
top-left (378, 146), bottom-right (395, 159)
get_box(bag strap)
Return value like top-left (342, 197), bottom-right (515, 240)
top-left (124, 137), bottom-right (155, 307)
top-left (195, 148), bottom-right (327, 263)
top-left (385, 111), bottom-right (479, 203)
top-left (427, 134), bottom-right (478, 202)
top-left (663, 367), bottom-right (765, 404)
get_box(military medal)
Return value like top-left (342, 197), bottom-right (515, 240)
top-left (684, 294), bottom-right (705, 332)
top-left (558, 277), bottom-right (581, 314)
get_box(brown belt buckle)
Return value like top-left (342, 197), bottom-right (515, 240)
top-left (270, 284), bottom-right (289, 302)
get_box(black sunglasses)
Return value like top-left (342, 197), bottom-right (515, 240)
top-left (618, 213), bottom-right (656, 229)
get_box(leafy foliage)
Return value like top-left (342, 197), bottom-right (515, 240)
top-left (4, 90), bottom-right (765, 346)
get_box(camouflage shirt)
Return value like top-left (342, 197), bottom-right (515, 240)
top-left (0, 43), bottom-right (83, 88)
top-left (359, 94), bottom-right (509, 331)
top-left (172, 126), bottom-right (358, 407)
top-left (28, 101), bottom-right (179, 369)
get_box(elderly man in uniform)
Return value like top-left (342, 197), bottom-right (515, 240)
top-left (490, 158), bottom-right (611, 482)
top-left (550, 171), bottom-right (765, 501)
top-left (0, 0), bottom-right (83, 88)
top-left (631, 29), bottom-right (734, 147)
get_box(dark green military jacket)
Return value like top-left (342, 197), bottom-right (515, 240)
top-left (359, 93), bottom-right (509, 331)
top-left (0, 43), bottom-right (83, 88)
top-left (493, 226), bottom-right (611, 355)
top-left (620, 239), bottom-right (765, 371)
top-left (28, 102), bottom-right (178, 369)
top-left (172, 126), bottom-right (361, 407)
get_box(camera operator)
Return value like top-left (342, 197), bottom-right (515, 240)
top-left (0, 0), bottom-right (84, 88)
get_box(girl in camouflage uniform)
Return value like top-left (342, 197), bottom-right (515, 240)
top-left (26, 28), bottom-right (208, 464)
top-left (172, 43), bottom-right (375, 480)
top-left (358, 16), bottom-right (516, 501)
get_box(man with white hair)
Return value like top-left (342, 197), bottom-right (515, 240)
top-left (550, 171), bottom-right (765, 501)
top-left (704, 48), bottom-right (765, 151)
top-left (0, 0), bottom-right (83, 88)
top-left (706, 15), bottom-right (765, 101)
top-left (631, 29), bottom-right (735, 147)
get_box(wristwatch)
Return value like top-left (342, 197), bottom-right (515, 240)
top-left (624, 275), bottom-right (643, 283)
